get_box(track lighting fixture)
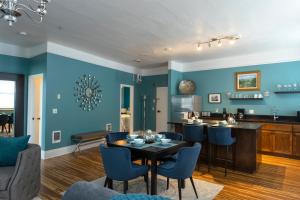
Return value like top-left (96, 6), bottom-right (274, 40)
top-left (196, 34), bottom-right (240, 51)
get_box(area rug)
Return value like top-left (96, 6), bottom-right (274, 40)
top-left (93, 176), bottom-right (223, 200)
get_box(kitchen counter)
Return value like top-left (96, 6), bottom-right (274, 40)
top-left (168, 120), bottom-right (262, 173)
top-left (200, 114), bottom-right (300, 125)
top-left (168, 120), bottom-right (262, 130)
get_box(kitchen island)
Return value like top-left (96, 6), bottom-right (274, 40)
top-left (168, 120), bottom-right (262, 173)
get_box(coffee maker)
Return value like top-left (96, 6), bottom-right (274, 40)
top-left (237, 108), bottom-right (245, 119)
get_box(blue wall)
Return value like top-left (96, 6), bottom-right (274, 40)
top-left (182, 61), bottom-right (300, 116)
top-left (44, 53), bottom-right (136, 150)
top-left (138, 74), bottom-right (168, 130)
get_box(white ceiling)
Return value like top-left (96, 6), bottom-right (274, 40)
top-left (1, 0), bottom-right (300, 69)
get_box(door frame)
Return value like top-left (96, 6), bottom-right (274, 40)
top-left (27, 74), bottom-right (43, 145)
top-left (120, 84), bottom-right (134, 133)
top-left (156, 86), bottom-right (168, 132)
top-left (0, 72), bottom-right (25, 136)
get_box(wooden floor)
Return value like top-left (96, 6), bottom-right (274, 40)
top-left (40, 147), bottom-right (300, 200)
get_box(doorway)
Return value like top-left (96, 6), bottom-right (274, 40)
top-left (0, 73), bottom-right (25, 137)
top-left (27, 74), bottom-right (43, 145)
top-left (156, 87), bottom-right (168, 132)
top-left (120, 84), bottom-right (134, 133)
top-left (0, 80), bottom-right (15, 136)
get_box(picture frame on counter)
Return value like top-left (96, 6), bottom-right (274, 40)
top-left (235, 71), bottom-right (261, 91)
top-left (208, 93), bottom-right (222, 104)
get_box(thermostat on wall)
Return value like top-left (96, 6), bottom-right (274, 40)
top-left (52, 130), bottom-right (61, 144)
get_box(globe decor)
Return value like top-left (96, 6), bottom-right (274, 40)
top-left (74, 74), bottom-right (102, 111)
top-left (178, 80), bottom-right (196, 95)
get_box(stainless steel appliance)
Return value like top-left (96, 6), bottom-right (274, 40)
top-left (171, 95), bottom-right (202, 122)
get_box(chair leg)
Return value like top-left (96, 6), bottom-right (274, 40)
top-left (145, 174), bottom-right (149, 194)
top-left (123, 181), bottom-right (128, 194)
top-left (104, 177), bottom-right (108, 187)
top-left (107, 178), bottom-right (113, 189)
top-left (167, 177), bottom-right (169, 190)
top-left (208, 143), bottom-right (212, 172)
top-left (177, 179), bottom-right (182, 200)
top-left (225, 145), bottom-right (229, 177)
top-left (190, 177), bottom-right (198, 198)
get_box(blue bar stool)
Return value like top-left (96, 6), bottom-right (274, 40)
top-left (207, 126), bottom-right (236, 176)
top-left (183, 124), bottom-right (205, 171)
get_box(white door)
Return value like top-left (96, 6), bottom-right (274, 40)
top-left (156, 87), bottom-right (168, 132)
top-left (27, 74), bottom-right (43, 145)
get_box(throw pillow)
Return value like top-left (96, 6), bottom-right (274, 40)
top-left (0, 135), bottom-right (30, 166)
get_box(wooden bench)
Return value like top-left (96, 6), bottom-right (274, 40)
top-left (71, 130), bottom-right (110, 153)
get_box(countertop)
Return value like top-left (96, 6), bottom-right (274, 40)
top-left (168, 120), bottom-right (262, 130)
top-left (200, 114), bottom-right (300, 125)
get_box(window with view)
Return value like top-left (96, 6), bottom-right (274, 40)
top-left (0, 80), bottom-right (15, 109)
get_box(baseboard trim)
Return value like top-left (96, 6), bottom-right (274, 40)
top-left (41, 139), bottom-right (106, 160)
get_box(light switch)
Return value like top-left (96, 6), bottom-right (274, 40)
top-left (57, 94), bottom-right (61, 100)
top-left (52, 108), bottom-right (58, 114)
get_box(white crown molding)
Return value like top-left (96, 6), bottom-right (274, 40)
top-left (181, 47), bottom-right (300, 72)
top-left (47, 42), bottom-right (138, 74)
top-left (141, 66), bottom-right (168, 76)
top-left (25, 43), bottom-right (47, 58)
top-left (41, 139), bottom-right (105, 159)
top-left (168, 60), bottom-right (184, 72)
top-left (0, 42), bottom-right (28, 58)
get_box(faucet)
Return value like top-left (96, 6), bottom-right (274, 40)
top-left (273, 112), bottom-right (279, 121)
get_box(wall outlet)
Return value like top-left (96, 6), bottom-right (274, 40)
top-left (106, 123), bottom-right (112, 132)
top-left (52, 108), bottom-right (58, 114)
top-left (52, 130), bottom-right (61, 144)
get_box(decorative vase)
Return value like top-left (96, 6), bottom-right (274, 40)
top-left (178, 80), bottom-right (196, 94)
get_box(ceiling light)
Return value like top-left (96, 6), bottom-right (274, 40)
top-left (196, 43), bottom-right (203, 51)
top-left (163, 47), bottom-right (172, 52)
top-left (18, 31), bottom-right (27, 36)
top-left (0, 0), bottom-right (50, 26)
top-left (195, 34), bottom-right (240, 51)
top-left (134, 59), bottom-right (142, 63)
top-left (217, 40), bottom-right (222, 47)
top-left (229, 40), bottom-right (236, 45)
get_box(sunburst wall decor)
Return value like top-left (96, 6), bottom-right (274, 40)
top-left (73, 74), bottom-right (102, 111)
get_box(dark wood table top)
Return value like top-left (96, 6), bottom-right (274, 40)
top-left (108, 140), bottom-right (189, 158)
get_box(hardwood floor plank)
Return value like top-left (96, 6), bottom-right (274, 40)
top-left (39, 148), bottom-right (300, 200)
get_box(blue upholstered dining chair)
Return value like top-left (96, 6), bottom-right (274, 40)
top-left (158, 132), bottom-right (183, 162)
top-left (157, 143), bottom-right (201, 200)
top-left (99, 144), bottom-right (149, 194)
top-left (105, 132), bottom-right (129, 143)
top-left (207, 126), bottom-right (236, 176)
top-left (183, 124), bottom-right (205, 143)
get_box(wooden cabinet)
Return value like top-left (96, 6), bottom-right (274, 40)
top-left (272, 131), bottom-right (292, 155)
top-left (293, 125), bottom-right (300, 156)
top-left (260, 124), bottom-right (293, 156)
top-left (261, 130), bottom-right (272, 152)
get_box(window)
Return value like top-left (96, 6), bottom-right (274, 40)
top-left (0, 80), bottom-right (15, 109)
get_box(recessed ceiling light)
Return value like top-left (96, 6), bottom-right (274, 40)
top-left (134, 59), bottom-right (142, 63)
top-left (163, 47), bottom-right (172, 52)
top-left (18, 31), bottom-right (27, 36)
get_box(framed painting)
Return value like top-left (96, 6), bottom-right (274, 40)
top-left (235, 71), bottom-right (260, 91)
top-left (208, 93), bottom-right (221, 104)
